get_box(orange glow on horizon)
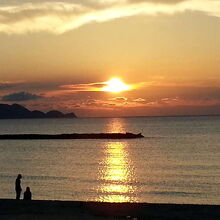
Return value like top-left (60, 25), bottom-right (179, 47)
top-left (101, 78), bottom-right (132, 93)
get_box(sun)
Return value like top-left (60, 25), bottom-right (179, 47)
top-left (102, 78), bottom-right (132, 93)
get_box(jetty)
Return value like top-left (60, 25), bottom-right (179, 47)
top-left (0, 132), bottom-right (144, 140)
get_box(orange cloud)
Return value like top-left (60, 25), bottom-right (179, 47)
top-left (59, 80), bottom-right (142, 93)
top-left (60, 82), bottom-right (107, 91)
top-left (109, 97), bottom-right (128, 102)
top-left (133, 98), bottom-right (146, 102)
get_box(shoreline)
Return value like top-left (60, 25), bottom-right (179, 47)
top-left (0, 199), bottom-right (219, 220)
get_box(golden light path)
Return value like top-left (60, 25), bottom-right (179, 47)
top-left (101, 78), bottom-right (132, 93)
top-left (97, 118), bottom-right (137, 202)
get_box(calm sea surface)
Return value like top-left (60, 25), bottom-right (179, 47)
top-left (0, 116), bottom-right (219, 204)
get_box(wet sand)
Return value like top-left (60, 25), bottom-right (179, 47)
top-left (0, 199), bottom-right (219, 220)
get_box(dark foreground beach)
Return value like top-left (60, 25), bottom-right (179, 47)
top-left (0, 199), bottom-right (219, 220)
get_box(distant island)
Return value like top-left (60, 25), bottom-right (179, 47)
top-left (0, 103), bottom-right (77, 119)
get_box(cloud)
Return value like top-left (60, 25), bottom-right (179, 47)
top-left (1, 91), bottom-right (43, 101)
top-left (60, 82), bottom-right (107, 91)
top-left (133, 98), bottom-right (146, 102)
top-left (59, 80), bottom-right (144, 94)
top-left (128, 0), bottom-right (185, 4)
top-left (0, 0), bottom-right (219, 34)
top-left (0, 80), bottom-right (25, 90)
top-left (12, 91), bottom-right (220, 117)
top-left (109, 97), bottom-right (128, 102)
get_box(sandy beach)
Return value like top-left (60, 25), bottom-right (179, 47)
top-left (0, 199), bottom-right (219, 220)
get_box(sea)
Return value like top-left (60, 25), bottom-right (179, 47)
top-left (0, 116), bottom-right (219, 204)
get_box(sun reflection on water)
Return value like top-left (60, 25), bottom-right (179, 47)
top-left (105, 118), bottom-right (126, 133)
top-left (97, 142), bottom-right (137, 202)
top-left (97, 118), bottom-right (137, 202)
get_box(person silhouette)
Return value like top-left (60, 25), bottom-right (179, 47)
top-left (15, 174), bottom-right (22, 200)
top-left (23, 187), bottom-right (32, 200)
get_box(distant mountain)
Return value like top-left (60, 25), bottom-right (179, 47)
top-left (0, 104), bottom-right (77, 119)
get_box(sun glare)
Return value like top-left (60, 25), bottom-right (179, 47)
top-left (102, 78), bottom-right (131, 93)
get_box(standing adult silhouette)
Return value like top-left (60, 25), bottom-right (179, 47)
top-left (15, 174), bottom-right (22, 200)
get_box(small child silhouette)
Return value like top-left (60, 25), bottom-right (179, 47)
top-left (23, 187), bottom-right (32, 200)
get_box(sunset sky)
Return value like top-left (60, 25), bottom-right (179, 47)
top-left (0, 0), bottom-right (220, 117)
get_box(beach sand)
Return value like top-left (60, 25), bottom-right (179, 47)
top-left (0, 199), bottom-right (219, 220)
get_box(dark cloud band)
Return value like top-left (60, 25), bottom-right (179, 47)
top-left (1, 92), bottom-right (42, 101)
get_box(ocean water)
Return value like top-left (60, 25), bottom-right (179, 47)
top-left (0, 116), bottom-right (219, 204)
